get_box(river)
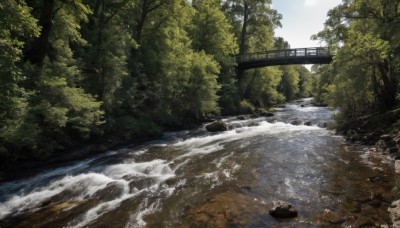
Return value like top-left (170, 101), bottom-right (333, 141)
top-left (0, 98), bottom-right (394, 227)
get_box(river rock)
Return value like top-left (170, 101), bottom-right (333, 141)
top-left (389, 200), bottom-right (400, 227)
top-left (237, 116), bottom-right (246, 120)
top-left (347, 130), bottom-right (361, 141)
top-left (318, 210), bottom-right (345, 224)
top-left (250, 113), bottom-right (260, 119)
top-left (259, 111), bottom-right (274, 117)
top-left (395, 160), bottom-right (400, 175)
top-left (269, 201), bottom-right (298, 218)
top-left (304, 121), bottom-right (313, 126)
top-left (205, 121), bottom-right (227, 132)
top-left (380, 134), bottom-right (392, 142)
top-left (290, 120), bottom-right (302, 126)
top-left (389, 147), bottom-right (399, 154)
top-left (318, 122), bottom-right (328, 128)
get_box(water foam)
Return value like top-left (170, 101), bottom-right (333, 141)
top-left (172, 121), bottom-right (323, 160)
top-left (103, 159), bottom-right (174, 180)
top-left (127, 198), bottom-right (161, 227)
top-left (73, 190), bottom-right (143, 227)
top-left (0, 158), bottom-right (176, 221)
top-left (0, 173), bottom-right (119, 218)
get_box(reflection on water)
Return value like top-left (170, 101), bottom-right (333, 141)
top-left (0, 98), bottom-right (394, 227)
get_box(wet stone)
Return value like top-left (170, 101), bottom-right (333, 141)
top-left (185, 190), bottom-right (269, 227)
top-left (259, 111), bottom-right (274, 117)
top-left (380, 134), bottom-right (392, 142)
top-left (389, 147), bottom-right (399, 153)
top-left (318, 210), bottom-right (345, 225)
top-left (269, 201), bottom-right (298, 218)
top-left (304, 121), bottom-right (313, 126)
top-left (369, 200), bottom-right (382, 208)
top-left (355, 217), bottom-right (374, 227)
top-left (361, 204), bottom-right (376, 217)
top-left (205, 121), bottom-right (227, 132)
top-left (290, 120), bottom-right (302, 126)
top-left (91, 182), bottom-right (125, 201)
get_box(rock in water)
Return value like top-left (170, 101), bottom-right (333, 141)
top-left (304, 121), bottom-right (313, 126)
top-left (259, 111), bottom-right (274, 117)
top-left (269, 201), bottom-right (298, 218)
top-left (290, 120), bottom-right (302, 126)
top-left (205, 121), bottom-right (227, 132)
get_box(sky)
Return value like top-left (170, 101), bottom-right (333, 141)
top-left (273, 0), bottom-right (342, 48)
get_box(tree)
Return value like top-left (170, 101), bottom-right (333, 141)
top-left (223, 0), bottom-right (282, 105)
top-left (313, 0), bottom-right (400, 117)
top-left (0, 0), bottom-right (40, 158)
top-left (191, 0), bottom-right (238, 61)
top-left (279, 66), bottom-right (300, 101)
top-left (191, 0), bottom-right (239, 115)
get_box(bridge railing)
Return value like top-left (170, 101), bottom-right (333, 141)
top-left (236, 47), bottom-right (332, 63)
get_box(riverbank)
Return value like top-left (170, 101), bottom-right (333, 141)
top-left (334, 109), bottom-right (400, 226)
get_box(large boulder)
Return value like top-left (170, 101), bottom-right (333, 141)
top-left (269, 201), bottom-right (298, 218)
top-left (205, 121), bottom-right (227, 132)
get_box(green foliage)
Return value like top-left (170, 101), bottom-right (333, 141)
top-left (279, 66), bottom-right (300, 101)
top-left (313, 0), bottom-right (400, 119)
top-left (296, 66), bottom-right (313, 98)
top-left (190, 0), bottom-right (240, 116)
top-left (191, 0), bottom-right (238, 60)
top-left (238, 99), bottom-right (255, 114)
top-left (0, 0), bottom-right (38, 126)
top-left (0, 0), bottom-right (305, 164)
top-left (0, 0), bottom-right (39, 159)
top-left (241, 67), bottom-right (285, 107)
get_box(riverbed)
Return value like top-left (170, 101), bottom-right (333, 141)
top-left (0, 98), bottom-right (394, 227)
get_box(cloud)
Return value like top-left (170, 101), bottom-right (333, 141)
top-left (305, 0), bottom-right (318, 6)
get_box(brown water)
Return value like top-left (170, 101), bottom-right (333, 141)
top-left (0, 98), bottom-right (394, 227)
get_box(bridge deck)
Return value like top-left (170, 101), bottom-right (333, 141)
top-left (236, 47), bottom-right (333, 70)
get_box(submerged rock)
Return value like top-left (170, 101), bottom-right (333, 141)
top-left (205, 121), bottom-right (227, 132)
top-left (317, 210), bottom-right (345, 225)
top-left (269, 201), bottom-right (298, 218)
top-left (185, 190), bottom-right (269, 227)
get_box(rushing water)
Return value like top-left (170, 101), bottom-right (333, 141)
top-left (0, 98), bottom-right (395, 227)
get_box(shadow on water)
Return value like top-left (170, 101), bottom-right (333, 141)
top-left (0, 98), bottom-right (394, 227)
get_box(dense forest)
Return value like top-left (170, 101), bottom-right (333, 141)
top-left (312, 0), bottom-right (400, 140)
top-left (0, 0), bottom-right (314, 166)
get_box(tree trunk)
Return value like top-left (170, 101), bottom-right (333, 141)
top-left (377, 61), bottom-right (397, 109)
top-left (24, 0), bottom-right (55, 68)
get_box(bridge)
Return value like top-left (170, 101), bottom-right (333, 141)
top-left (236, 47), bottom-right (333, 70)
